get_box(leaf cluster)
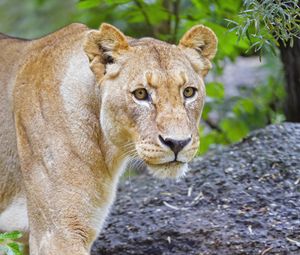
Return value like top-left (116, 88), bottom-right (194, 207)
top-left (76, 0), bottom-right (286, 154)
top-left (76, 0), bottom-right (250, 60)
top-left (1, 0), bottom-right (286, 155)
top-left (0, 231), bottom-right (23, 255)
top-left (227, 0), bottom-right (300, 54)
top-left (199, 60), bottom-right (285, 154)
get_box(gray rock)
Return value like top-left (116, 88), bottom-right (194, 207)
top-left (92, 123), bottom-right (300, 255)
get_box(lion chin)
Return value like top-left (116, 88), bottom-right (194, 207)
top-left (146, 161), bottom-right (189, 179)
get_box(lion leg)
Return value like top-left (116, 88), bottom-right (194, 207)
top-left (13, 89), bottom-right (116, 255)
top-left (15, 155), bottom-right (112, 255)
top-left (29, 233), bottom-right (90, 255)
top-left (21, 165), bottom-right (106, 255)
top-left (24, 181), bottom-right (101, 255)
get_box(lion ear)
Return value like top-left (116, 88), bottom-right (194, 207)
top-left (84, 23), bottom-right (129, 80)
top-left (179, 25), bottom-right (217, 76)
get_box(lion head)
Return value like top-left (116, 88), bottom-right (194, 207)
top-left (84, 23), bottom-right (217, 179)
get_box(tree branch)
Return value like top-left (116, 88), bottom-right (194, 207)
top-left (172, 0), bottom-right (181, 43)
top-left (133, 0), bottom-right (156, 37)
top-left (204, 118), bottom-right (222, 133)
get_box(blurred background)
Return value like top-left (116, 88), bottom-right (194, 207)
top-left (1, 0), bottom-right (299, 155)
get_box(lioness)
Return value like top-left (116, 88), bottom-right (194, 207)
top-left (0, 23), bottom-right (217, 254)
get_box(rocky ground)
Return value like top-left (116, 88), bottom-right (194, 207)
top-left (92, 123), bottom-right (300, 255)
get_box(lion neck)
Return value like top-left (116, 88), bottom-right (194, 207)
top-left (60, 47), bottom-right (129, 185)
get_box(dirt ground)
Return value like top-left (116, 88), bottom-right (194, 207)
top-left (92, 123), bottom-right (300, 255)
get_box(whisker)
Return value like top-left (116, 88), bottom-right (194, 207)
top-left (131, 160), bottom-right (145, 172)
top-left (121, 142), bottom-right (136, 150)
top-left (184, 147), bottom-right (199, 152)
top-left (119, 148), bottom-right (138, 159)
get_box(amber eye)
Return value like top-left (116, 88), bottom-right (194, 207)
top-left (133, 88), bottom-right (149, 100)
top-left (183, 87), bottom-right (197, 98)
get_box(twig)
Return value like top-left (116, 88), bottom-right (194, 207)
top-left (204, 118), bottom-right (222, 132)
top-left (286, 237), bottom-right (300, 247)
top-left (187, 185), bottom-right (193, 197)
top-left (172, 0), bottom-right (181, 43)
top-left (163, 201), bottom-right (188, 210)
top-left (248, 225), bottom-right (253, 235)
top-left (189, 191), bottom-right (204, 206)
top-left (162, 0), bottom-right (172, 36)
top-left (204, 118), bottom-right (231, 144)
top-left (133, 0), bottom-right (156, 37)
top-left (261, 247), bottom-right (272, 255)
top-left (167, 236), bottom-right (171, 244)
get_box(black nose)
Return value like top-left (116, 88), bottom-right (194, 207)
top-left (159, 135), bottom-right (191, 156)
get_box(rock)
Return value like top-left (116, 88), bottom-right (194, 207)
top-left (92, 123), bottom-right (300, 255)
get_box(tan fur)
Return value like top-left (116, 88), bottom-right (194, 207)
top-left (0, 23), bottom-right (217, 254)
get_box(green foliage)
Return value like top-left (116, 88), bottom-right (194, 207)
top-left (0, 0), bottom-right (287, 155)
top-left (227, 0), bottom-right (300, 54)
top-left (199, 64), bottom-right (285, 154)
top-left (0, 231), bottom-right (23, 255)
top-left (0, 0), bottom-right (79, 38)
top-left (76, 0), bottom-right (250, 60)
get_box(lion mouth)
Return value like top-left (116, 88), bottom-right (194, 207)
top-left (150, 159), bottom-right (186, 166)
top-left (145, 161), bottom-right (189, 179)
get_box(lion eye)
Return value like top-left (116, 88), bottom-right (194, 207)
top-left (183, 87), bottom-right (197, 98)
top-left (133, 88), bottom-right (149, 101)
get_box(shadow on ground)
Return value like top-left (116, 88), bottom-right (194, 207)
top-left (92, 123), bottom-right (300, 255)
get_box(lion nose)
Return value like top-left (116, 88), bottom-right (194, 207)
top-left (159, 135), bottom-right (191, 156)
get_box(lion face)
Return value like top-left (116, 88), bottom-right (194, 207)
top-left (84, 24), bottom-right (217, 178)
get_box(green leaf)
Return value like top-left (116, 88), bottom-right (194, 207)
top-left (233, 98), bottom-right (256, 115)
top-left (198, 130), bottom-right (228, 155)
top-left (6, 242), bottom-right (23, 255)
top-left (0, 232), bottom-right (22, 240)
top-left (106, 0), bottom-right (132, 3)
top-left (206, 82), bottom-right (224, 99)
top-left (220, 117), bottom-right (249, 142)
top-left (202, 103), bottom-right (212, 120)
top-left (77, 0), bottom-right (101, 9)
top-left (219, 0), bottom-right (242, 12)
